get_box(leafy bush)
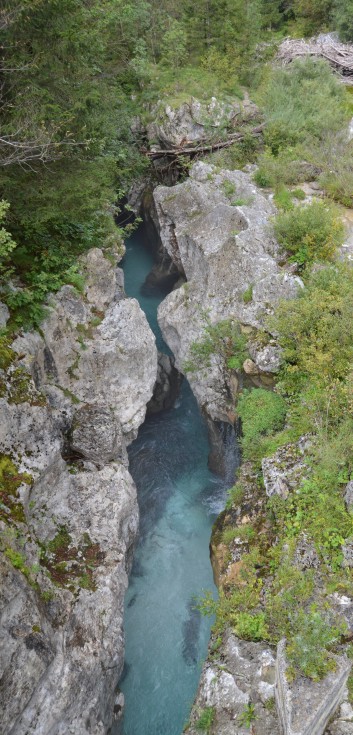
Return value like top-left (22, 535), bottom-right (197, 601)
top-left (225, 483), bottom-right (245, 510)
top-left (234, 612), bottom-right (268, 641)
top-left (184, 318), bottom-right (247, 374)
top-left (0, 201), bottom-right (16, 277)
top-left (238, 703), bottom-right (257, 728)
top-left (254, 149), bottom-right (313, 189)
top-left (286, 607), bottom-right (343, 680)
top-left (242, 284), bottom-right (253, 303)
top-left (237, 388), bottom-right (287, 459)
top-left (273, 200), bottom-right (344, 268)
top-left (273, 187), bottom-right (294, 211)
top-left (308, 133), bottom-right (353, 207)
top-left (333, 0), bottom-right (353, 41)
top-left (273, 263), bottom-right (353, 395)
top-left (222, 525), bottom-right (255, 544)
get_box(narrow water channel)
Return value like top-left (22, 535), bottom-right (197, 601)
top-left (119, 224), bottom-right (237, 735)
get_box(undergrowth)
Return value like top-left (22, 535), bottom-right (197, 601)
top-left (199, 261), bottom-right (353, 682)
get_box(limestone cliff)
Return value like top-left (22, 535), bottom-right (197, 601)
top-left (0, 248), bottom-right (158, 734)
top-left (153, 164), bottom-right (353, 735)
top-left (155, 161), bottom-right (302, 422)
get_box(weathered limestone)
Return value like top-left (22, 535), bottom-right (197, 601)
top-left (70, 404), bottom-right (124, 465)
top-left (147, 351), bottom-right (182, 414)
top-left (156, 161), bottom-right (302, 421)
top-left (0, 301), bottom-right (10, 328)
top-left (276, 640), bottom-right (352, 735)
top-left (344, 481), bottom-right (353, 513)
top-left (146, 96), bottom-right (257, 150)
top-left (261, 438), bottom-right (310, 499)
top-left (187, 632), bottom-right (280, 735)
top-left (0, 248), bottom-right (158, 734)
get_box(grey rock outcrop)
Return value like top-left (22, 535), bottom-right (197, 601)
top-left (276, 639), bottom-right (352, 735)
top-left (147, 351), bottom-right (182, 414)
top-left (0, 300), bottom-right (10, 328)
top-left (187, 632), bottom-right (280, 735)
top-left (0, 248), bottom-right (158, 734)
top-left (261, 437), bottom-right (310, 499)
top-left (344, 481), bottom-right (353, 513)
top-left (70, 404), bottom-right (124, 465)
top-left (156, 161), bottom-right (303, 420)
top-left (147, 97), bottom-right (255, 150)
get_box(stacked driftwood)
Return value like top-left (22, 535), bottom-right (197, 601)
top-left (277, 35), bottom-right (353, 83)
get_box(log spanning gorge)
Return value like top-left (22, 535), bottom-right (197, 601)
top-left (118, 224), bottom-right (239, 735)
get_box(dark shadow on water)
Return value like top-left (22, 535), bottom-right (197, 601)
top-left (182, 599), bottom-right (201, 667)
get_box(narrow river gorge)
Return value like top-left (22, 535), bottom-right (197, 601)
top-left (119, 224), bottom-right (238, 735)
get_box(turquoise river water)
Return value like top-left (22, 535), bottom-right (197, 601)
top-left (119, 225), bottom-right (237, 735)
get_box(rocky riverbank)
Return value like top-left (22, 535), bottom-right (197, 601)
top-left (0, 247), bottom-right (157, 734)
top-left (155, 160), bottom-right (302, 423)
top-left (151, 158), bottom-right (353, 735)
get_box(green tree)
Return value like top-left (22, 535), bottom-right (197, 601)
top-left (0, 201), bottom-right (16, 276)
top-left (0, 0), bottom-right (150, 324)
top-left (160, 20), bottom-right (188, 67)
top-left (332, 0), bottom-right (353, 41)
top-left (293, 0), bottom-right (333, 35)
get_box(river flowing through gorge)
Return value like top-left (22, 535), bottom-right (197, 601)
top-left (118, 223), bottom-right (239, 735)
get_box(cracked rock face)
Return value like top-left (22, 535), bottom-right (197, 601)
top-left (276, 639), bottom-right (352, 735)
top-left (187, 632), bottom-right (280, 735)
top-left (156, 162), bottom-right (302, 421)
top-left (0, 248), bottom-right (158, 734)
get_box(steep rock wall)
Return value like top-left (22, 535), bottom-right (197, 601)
top-left (155, 161), bottom-right (302, 422)
top-left (0, 248), bottom-right (158, 734)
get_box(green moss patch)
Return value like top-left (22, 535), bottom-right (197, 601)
top-left (0, 454), bottom-right (32, 525)
top-left (41, 528), bottom-right (104, 592)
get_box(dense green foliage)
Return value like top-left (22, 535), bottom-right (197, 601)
top-left (204, 261), bottom-right (353, 681)
top-left (1, 0), bottom-right (353, 328)
top-left (237, 388), bottom-right (287, 459)
top-left (333, 0), bottom-right (353, 41)
top-left (0, 0), bottom-right (152, 325)
top-left (254, 58), bottom-right (353, 203)
top-left (260, 59), bottom-right (347, 153)
top-left (273, 200), bottom-right (344, 268)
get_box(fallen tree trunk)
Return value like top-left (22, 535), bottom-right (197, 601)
top-left (144, 124), bottom-right (266, 160)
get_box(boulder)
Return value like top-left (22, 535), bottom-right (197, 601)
top-left (13, 289), bottom-right (157, 438)
top-left (70, 404), bottom-right (124, 465)
top-left (248, 342), bottom-right (283, 374)
top-left (0, 301), bottom-right (10, 328)
top-left (187, 631), bottom-right (280, 735)
top-left (81, 247), bottom-right (121, 310)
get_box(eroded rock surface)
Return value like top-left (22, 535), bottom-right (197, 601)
top-left (156, 161), bottom-right (302, 421)
top-left (276, 639), bottom-right (351, 735)
top-left (146, 96), bottom-right (258, 151)
top-left (0, 248), bottom-right (158, 734)
top-left (186, 632), bottom-right (280, 735)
